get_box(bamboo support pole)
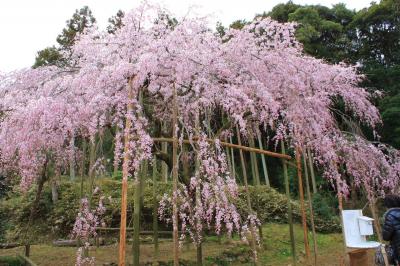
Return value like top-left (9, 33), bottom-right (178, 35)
top-left (236, 126), bottom-right (258, 265)
top-left (161, 123), bottom-right (168, 182)
top-left (118, 78), bottom-right (134, 266)
top-left (132, 163), bottom-right (143, 266)
top-left (195, 155), bottom-right (203, 266)
top-left (337, 182), bottom-right (348, 266)
top-left (152, 159), bottom-right (159, 265)
top-left (224, 136), bottom-right (233, 176)
top-left (229, 136), bottom-right (236, 178)
top-left (281, 141), bottom-right (296, 265)
top-left (88, 139), bottom-right (96, 198)
top-left (69, 134), bottom-right (75, 180)
top-left (257, 130), bottom-right (270, 187)
top-left (113, 127), bottom-right (120, 177)
top-left (151, 137), bottom-right (291, 160)
top-left (172, 85), bottom-right (179, 266)
top-left (80, 140), bottom-right (86, 199)
top-left (295, 147), bottom-right (310, 260)
top-left (307, 148), bottom-right (317, 194)
top-left (303, 152), bottom-right (318, 265)
top-left (249, 137), bottom-right (260, 186)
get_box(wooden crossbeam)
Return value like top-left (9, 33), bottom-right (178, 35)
top-left (152, 137), bottom-right (292, 160)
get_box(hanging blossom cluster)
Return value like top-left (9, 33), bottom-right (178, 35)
top-left (72, 188), bottom-right (109, 266)
top-left (159, 136), bottom-right (243, 245)
top-left (338, 136), bottom-right (400, 199)
top-left (113, 101), bottom-right (153, 179)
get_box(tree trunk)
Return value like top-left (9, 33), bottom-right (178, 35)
top-left (25, 160), bottom-right (48, 253)
top-left (51, 170), bottom-right (59, 204)
top-left (281, 141), bottom-right (296, 265)
top-left (196, 242), bottom-right (203, 266)
top-left (29, 175), bottom-right (46, 223)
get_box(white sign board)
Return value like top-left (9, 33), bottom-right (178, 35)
top-left (342, 210), bottom-right (381, 249)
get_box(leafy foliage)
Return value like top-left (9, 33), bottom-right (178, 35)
top-left (0, 179), bottom-right (340, 243)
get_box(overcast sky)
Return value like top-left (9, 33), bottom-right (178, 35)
top-left (0, 0), bottom-right (372, 72)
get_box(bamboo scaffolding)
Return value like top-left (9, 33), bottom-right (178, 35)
top-left (151, 137), bottom-right (291, 160)
top-left (281, 141), bottom-right (296, 265)
top-left (132, 162), bottom-right (143, 266)
top-left (229, 136), bottom-right (236, 178)
top-left (69, 134), bottom-right (75, 180)
top-left (257, 130), bottom-right (270, 187)
top-left (172, 85), bottom-right (179, 266)
top-left (118, 78), bottom-right (134, 266)
top-left (236, 126), bottom-right (258, 265)
top-left (307, 148), bottom-right (317, 194)
top-left (161, 122), bottom-right (168, 182)
top-left (249, 136), bottom-right (260, 186)
top-left (295, 147), bottom-right (310, 260)
top-left (113, 127), bottom-right (120, 177)
top-left (303, 151), bottom-right (318, 265)
top-left (80, 140), bottom-right (86, 199)
top-left (336, 181), bottom-right (348, 266)
top-left (152, 159), bottom-right (159, 266)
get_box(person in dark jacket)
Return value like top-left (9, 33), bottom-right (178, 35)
top-left (382, 194), bottom-right (400, 265)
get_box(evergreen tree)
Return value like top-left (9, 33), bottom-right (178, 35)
top-left (33, 6), bottom-right (96, 68)
top-left (107, 10), bottom-right (125, 34)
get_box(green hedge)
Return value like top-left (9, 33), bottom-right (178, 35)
top-left (0, 178), bottom-right (340, 242)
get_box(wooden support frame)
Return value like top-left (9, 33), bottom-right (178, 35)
top-left (303, 151), bottom-right (318, 265)
top-left (281, 141), bottom-right (296, 265)
top-left (151, 137), bottom-right (291, 160)
top-left (118, 105), bottom-right (298, 266)
top-left (295, 147), bottom-right (311, 260)
top-left (172, 85), bottom-right (179, 266)
top-left (118, 78), bottom-right (134, 266)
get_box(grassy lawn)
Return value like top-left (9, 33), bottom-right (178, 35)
top-left (0, 223), bottom-right (352, 265)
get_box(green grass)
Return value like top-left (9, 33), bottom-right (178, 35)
top-left (0, 223), bottom-right (346, 266)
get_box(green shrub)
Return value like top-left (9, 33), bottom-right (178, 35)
top-left (0, 256), bottom-right (23, 266)
top-left (0, 179), bottom-right (340, 243)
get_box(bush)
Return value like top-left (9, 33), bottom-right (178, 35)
top-left (0, 256), bottom-right (23, 266)
top-left (0, 179), bottom-right (340, 243)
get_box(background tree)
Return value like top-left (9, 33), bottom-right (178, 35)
top-left (348, 0), bottom-right (400, 148)
top-left (263, 0), bottom-right (400, 149)
top-left (107, 10), bottom-right (125, 34)
top-left (33, 6), bottom-right (96, 68)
